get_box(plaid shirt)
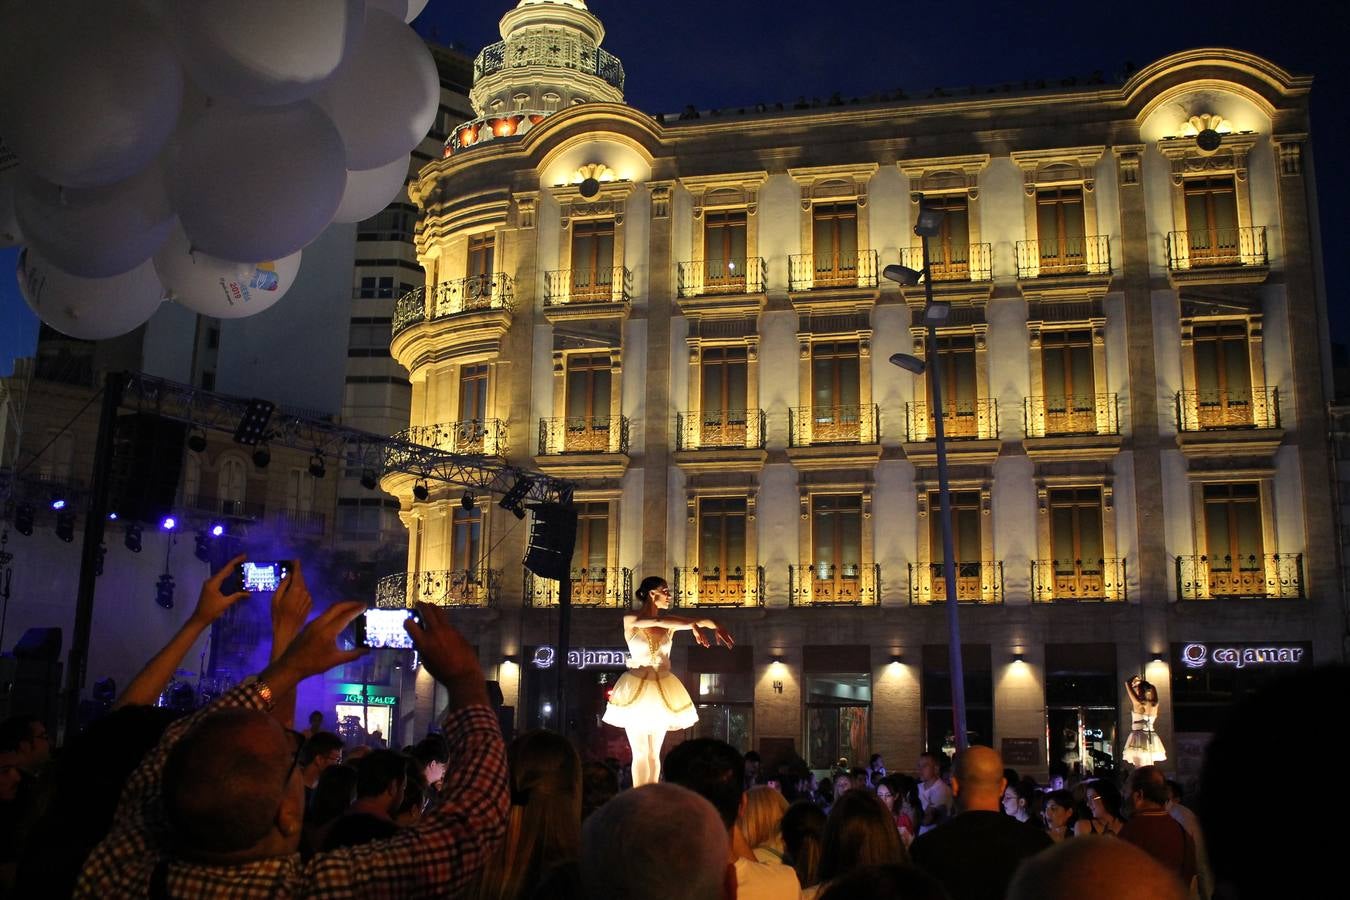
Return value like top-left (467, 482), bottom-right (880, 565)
top-left (75, 681), bottom-right (508, 899)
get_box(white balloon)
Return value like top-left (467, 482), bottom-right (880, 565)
top-left (0, 2), bottom-right (183, 188)
top-left (154, 223), bottom-right (301, 319)
top-left (173, 102), bottom-right (346, 262)
top-left (406, 0), bottom-right (431, 22)
top-left (314, 8), bottom-right (440, 169)
top-left (17, 247), bottom-right (164, 340)
top-left (333, 155), bottom-right (411, 224)
top-left (172, 0), bottom-right (365, 106)
top-left (0, 141), bottom-right (21, 247)
top-left (16, 161), bottom-right (175, 278)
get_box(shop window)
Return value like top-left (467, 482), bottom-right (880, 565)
top-left (921, 644), bottom-right (992, 757)
top-left (687, 648), bottom-right (756, 752)
top-left (1045, 643), bottom-right (1117, 779)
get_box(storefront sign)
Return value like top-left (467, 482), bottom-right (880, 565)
top-left (531, 645), bottom-right (630, 670)
top-left (1001, 737), bottom-right (1041, 768)
top-left (336, 683), bottom-right (397, 706)
top-left (1179, 642), bottom-right (1309, 670)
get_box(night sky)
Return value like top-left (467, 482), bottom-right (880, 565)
top-left (1, 0), bottom-right (1344, 375)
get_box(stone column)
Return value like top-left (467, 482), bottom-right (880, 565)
top-left (641, 182), bottom-right (677, 571)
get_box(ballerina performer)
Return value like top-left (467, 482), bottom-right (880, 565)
top-left (601, 575), bottom-right (734, 786)
top-left (1122, 675), bottom-right (1167, 767)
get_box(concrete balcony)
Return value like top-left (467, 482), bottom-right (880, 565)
top-left (535, 415), bottom-right (631, 479)
top-left (1165, 226), bottom-right (1269, 286)
top-left (788, 250), bottom-right (879, 292)
top-left (786, 404), bottom-right (881, 470)
top-left (1174, 388), bottom-right (1283, 460)
top-left (1175, 553), bottom-right (1303, 600)
top-left (909, 561), bottom-right (1004, 605)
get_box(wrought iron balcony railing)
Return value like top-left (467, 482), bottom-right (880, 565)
top-left (474, 39), bottom-right (625, 93)
top-left (1175, 388), bottom-right (1280, 431)
top-left (396, 418), bottom-right (508, 457)
top-left (677, 257), bottom-right (767, 297)
top-left (788, 250), bottom-right (879, 290)
top-left (1166, 226), bottom-right (1267, 270)
top-left (900, 243), bottom-right (993, 282)
top-left (526, 567), bottom-right (633, 608)
top-left (1031, 558), bottom-right (1127, 601)
top-left (445, 109), bottom-right (552, 155)
top-left (788, 404), bottom-right (880, 446)
top-left (676, 410), bottom-right (767, 451)
top-left (375, 568), bottom-right (502, 608)
top-left (1015, 235), bottom-right (1112, 278)
top-left (672, 566), bottom-right (766, 607)
top-left (544, 266), bottom-right (632, 306)
top-left (1024, 394), bottom-right (1119, 437)
top-left (1175, 553), bottom-right (1303, 600)
top-left (788, 563), bottom-right (881, 606)
top-left (904, 400), bottom-right (998, 441)
top-left (270, 508), bottom-right (326, 535)
top-left (537, 415), bottom-right (631, 455)
top-left (392, 274), bottom-right (515, 336)
top-left (909, 561), bottom-right (1004, 604)
top-left (183, 494), bottom-right (265, 519)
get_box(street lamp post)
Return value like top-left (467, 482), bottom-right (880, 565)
top-left (885, 206), bottom-right (969, 755)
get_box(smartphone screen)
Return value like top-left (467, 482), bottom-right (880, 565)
top-left (224, 560), bottom-right (290, 594)
top-left (356, 608), bottom-right (418, 649)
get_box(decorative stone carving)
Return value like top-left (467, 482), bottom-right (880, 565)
top-left (515, 196), bottom-right (536, 229)
top-left (1114, 147), bottom-right (1142, 187)
top-left (1276, 137), bottom-right (1305, 177)
top-left (650, 184), bottom-right (670, 219)
top-left (917, 493), bottom-right (929, 518)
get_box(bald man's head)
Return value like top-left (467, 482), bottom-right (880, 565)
top-left (582, 783), bottom-right (730, 900)
top-left (163, 708), bottom-right (301, 857)
top-left (951, 745), bottom-right (1005, 811)
top-left (1008, 835), bottom-right (1187, 900)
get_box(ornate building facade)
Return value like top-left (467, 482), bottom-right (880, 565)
top-left (389, 0), bottom-right (1337, 780)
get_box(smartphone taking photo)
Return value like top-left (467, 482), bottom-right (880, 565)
top-left (222, 560), bottom-right (291, 594)
top-left (354, 608), bottom-right (419, 649)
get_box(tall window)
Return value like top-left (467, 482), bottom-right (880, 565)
top-left (926, 195), bottom-right (971, 277)
top-left (285, 469), bottom-right (314, 514)
top-left (811, 494), bottom-right (862, 601)
top-left (698, 497), bottom-right (747, 602)
top-left (1049, 489), bottom-right (1104, 593)
top-left (1041, 330), bottom-right (1095, 433)
top-left (1203, 483), bottom-right (1264, 594)
top-left (811, 341), bottom-right (860, 440)
top-left (701, 345), bottom-right (748, 443)
top-left (451, 505), bottom-right (482, 574)
top-left (1036, 187), bottom-right (1086, 270)
top-left (467, 234), bottom-right (495, 299)
top-left (812, 202), bottom-right (858, 286)
top-left (459, 364), bottom-right (489, 422)
top-left (704, 211), bottom-right (747, 290)
top-left (1183, 176), bottom-right (1239, 264)
top-left (572, 502), bottom-right (610, 603)
top-left (182, 455), bottom-right (201, 506)
top-left (1192, 323), bottom-right (1251, 427)
top-left (358, 275), bottom-right (395, 299)
top-left (930, 335), bottom-right (978, 437)
top-left (565, 354), bottom-right (612, 451)
top-left (571, 220), bottom-right (615, 299)
top-left (218, 457), bottom-right (246, 515)
top-left (930, 490), bottom-right (982, 600)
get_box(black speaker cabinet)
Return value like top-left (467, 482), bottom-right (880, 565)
top-left (108, 413), bottom-right (187, 524)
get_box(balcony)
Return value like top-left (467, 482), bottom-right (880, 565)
top-left (537, 415), bottom-right (630, 455)
top-left (672, 566), bottom-right (766, 607)
top-left (183, 494), bottom-right (265, 520)
top-left (473, 39), bottom-right (625, 93)
top-left (374, 568), bottom-right (502, 608)
top-left (392, 274), bottom-right (515, 337)
top-left (788, 404), bottom-right (879, 446)
top-left (544, 266), bottom-right (632, 309)
top-left (1024, 395), bottom-right (1120, 438)
top-left (1176, 388), bottom-right (1280, 431)
top-left (270, 508), bottom-right (327, 536)
top-left (1015, 235), bottom-right (1112, 278)
top-left (1175, 554), bottom-right (1303, 600)
top-left (900, 243), bottom-right (993, 283)
top-left (1031, 558), bottom-right (1127, 602)
top-left (677, 257), bottom-right (767, 298)
top-left (788, 564), bottom-right (881, 606)
top-left (788, 250), bottom-right (879, 291)
top-left (1165, 227), bottom-right (1269, 286)
top-left (444, 109), bottom-right (551, 157)
top-left (526, 567), bottom-right (633, 608)
top-left (909, 561), bottom-right (1004, 604)
top-left (903, 400), bottom-right (999, 441)
top-left (396, 418), bottom-right (508, 457)
top-left (677, 410), bottom-right (766, 451)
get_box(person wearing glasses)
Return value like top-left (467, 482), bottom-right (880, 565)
top-left (1076, 780), bottom-right (1125, 837)
top-left (600, 575), bottom-right (735, 787)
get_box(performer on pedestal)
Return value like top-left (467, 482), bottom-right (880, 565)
top-left (601, 575), bottom-right (735, 786)
top-left (1123, 675), bottom-right (1167, 767)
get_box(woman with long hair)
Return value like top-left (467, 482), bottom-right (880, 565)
top-left (781, 801), bottom-right (828, 893)
top-left (600, 575), bottom-right (734, 786)
top-left (1075, 780), bottom-right (1125, 837)
top-left (876, 774), bottom-right (920, 846)
top-left (808, 789), bottom-right (909, 898)
top-left (739, 784), bottom-right (791, 864)
top-left (1124, 675), bottom-right (1167, 766)
top-left (1001, 780), bottom-right (1033, 823)
top-left (471, 730), bottom-right (582, 900)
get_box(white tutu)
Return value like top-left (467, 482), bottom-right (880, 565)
top-left (1123, 715), bottom-right (1166, 766)
top-left (601, 666), bottom-right (699, 732)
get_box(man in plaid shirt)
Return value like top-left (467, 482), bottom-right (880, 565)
top-left (76, 601), bottom-right (508, 898)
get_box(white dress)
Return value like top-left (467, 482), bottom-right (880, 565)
top-left (1123, 711), bottom-right (1167, 766)
top-left (601, 623), bottom-right (699, 732)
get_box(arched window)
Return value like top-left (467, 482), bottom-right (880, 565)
top-left (218, 457), bottom-right (246, 515)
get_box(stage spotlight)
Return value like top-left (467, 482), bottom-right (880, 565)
top-left (161, 516), bottom-right (177, 531)
top-left (360, 467), bottom-right (379, 490)
top-left (155, 572), bottom-right (175, 609)
top-left (461, 492), bottom-right (476, 511)
top-left (186, 428), bottom-right (208, 453)
top-left (107, 512), bottom-right (119, 521)
top-left (125, 523), bottom-right (143, 553)
top-left (194, 530), bottom-right (210, 562)
top-left (308, 452), bottom-right (326, 479)
top-left (252, 444), bottom-right (271, 469)
top-left (15, 503), bottom-right (34, 536)
top-left (55, 510), bottom-right (75, 543)
top-left (498, 475), bottom-right (532, 519)
top-left (210, 523), bottom-right (225, 537)
top-left (50, 498), bottom-right (66, 511)
top-left (232, 398), bottom-right (275, 446)
top-left (413, 478), bottom-right (430, 502)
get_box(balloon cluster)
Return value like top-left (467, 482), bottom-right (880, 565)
top-left (0, 0), bottom-right (435, 340)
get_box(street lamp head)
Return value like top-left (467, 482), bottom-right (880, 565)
top-left (889, 352), bottom-right (926, 374)
top-left (924, 300), bottom-right (952, 323)
top-left (914, 206), bottom-right (945, 237)
top-left (882, 264), bottom-right (922, 287)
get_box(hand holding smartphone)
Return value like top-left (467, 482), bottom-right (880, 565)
top-left (353, 608), bottom-right (420, 649)
top-left (221, 560), bottom-right (291, 594)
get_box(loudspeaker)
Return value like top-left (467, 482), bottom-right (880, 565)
top-left (522, 502), bottom-right (578, 581)
top-left (13, 627), bottom-right (62, 661)
top-left (108, 413), bottom-right (187, 524)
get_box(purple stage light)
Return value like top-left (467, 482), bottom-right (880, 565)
top-left (161, 516), bottom-right (177, 531)
top-left (51, 499), bottom-right (66, 510)
top-left (107, 512), bottom-right (118, 520)
top-left (210, 524), bottom-right (225, 537)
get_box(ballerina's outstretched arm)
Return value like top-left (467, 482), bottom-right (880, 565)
top-left (627, 613), bottom-right (735, 649)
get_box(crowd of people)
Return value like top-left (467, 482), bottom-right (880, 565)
top-left (0, 559), bottom-right (1339, 898)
